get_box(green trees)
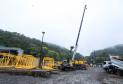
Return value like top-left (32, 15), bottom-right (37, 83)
top-left (89, 44), bottom-right (123, 64)
top-left (90, 51), bottom-right (110, 64)
top-left (0, 29), bottom-right (83, 61)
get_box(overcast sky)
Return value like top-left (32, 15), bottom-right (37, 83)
top-left (0, 0), bottom-right (123, 56)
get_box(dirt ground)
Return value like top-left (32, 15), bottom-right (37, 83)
top-left (0, 67), bottom-right (123, 84)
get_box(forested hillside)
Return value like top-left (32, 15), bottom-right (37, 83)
top-left (88, 44), bottom-right (123, 64)
top-left (0, 29), bottom-right (83, 60)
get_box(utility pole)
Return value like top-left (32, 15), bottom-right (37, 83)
top-left (92, 50), bottom-right (96, 64)
top-left (39, 32), bottom-right (45, 68)
top-left (72, 5), bottom-right (87, 60)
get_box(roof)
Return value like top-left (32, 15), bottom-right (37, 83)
top-left (0, 46), bottom-right (23, 50)
top-left (0, 46), bottom-right (24, 55)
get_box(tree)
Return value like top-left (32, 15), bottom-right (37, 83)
top-left (0, 29), bottom-right (83, 61)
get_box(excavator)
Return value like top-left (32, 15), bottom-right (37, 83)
top-left (60, 5), bottom-right (87, 71)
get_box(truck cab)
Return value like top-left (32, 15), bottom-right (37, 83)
top-left (103, 61), bottom-right (111, 69)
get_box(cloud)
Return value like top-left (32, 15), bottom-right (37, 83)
top-left (0, 0), bottom-right (123, 55)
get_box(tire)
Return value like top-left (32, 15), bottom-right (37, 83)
top-left (117, 69), bottom-right (123, 76)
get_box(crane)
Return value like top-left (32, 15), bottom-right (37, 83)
top-left (60, 5), bottom-right (87, 71)
top-left (72, 5), bottom-right (87, 60)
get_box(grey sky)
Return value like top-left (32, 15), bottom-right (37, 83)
top-left (0, 0), bottom-right (123, 56)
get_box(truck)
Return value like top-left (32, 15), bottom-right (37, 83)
top-left (103, 55), bottom-right (123, 76)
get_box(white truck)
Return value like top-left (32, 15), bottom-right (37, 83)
top-left (103, 56), bottom-right (123, 76)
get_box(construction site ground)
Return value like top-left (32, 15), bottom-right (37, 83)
top-left (0, 67), bottom-right (123, 84)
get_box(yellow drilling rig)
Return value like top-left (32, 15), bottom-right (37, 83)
top-left (59, 5), bottom-right (87, 71)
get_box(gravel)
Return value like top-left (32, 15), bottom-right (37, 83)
top-left (0, 67), bottom-right (123, 84)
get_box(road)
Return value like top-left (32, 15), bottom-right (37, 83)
top-left (0, 67), bottom-right (123, 84)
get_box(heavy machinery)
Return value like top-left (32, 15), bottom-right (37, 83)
top-left (73, 59), bottom-right (87, 70)
top-left (103, 55), bottom-right (123, 76)
top-left (42, 56), bottom-right (55, 70)
top-left (60, 5), bottom-right (87, 71)
top-left (60, 60), bottom-right (74, 71)
top-left (0, 47), bottom-right (54, 76)
top-left (60, 58), bottom-right (87, 71)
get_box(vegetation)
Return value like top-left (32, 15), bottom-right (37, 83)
top-left (0, 29), bottom-right (83, 61)
top-left (88, 45), bottom-right (123, 64)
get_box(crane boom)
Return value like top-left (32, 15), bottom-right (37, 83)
top-left (72, 5), bottom-right (87, 60)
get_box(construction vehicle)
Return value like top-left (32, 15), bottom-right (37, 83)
top-left (60, 58), bottom-right (87, 71)
top-left (42, 56), bottom-right (55, 70)
top-left (60, 5), bottom-right (87, 71)
top-left (0, 47), bottom-right (54, 76)
top-left (60, 60), bottom-right (75, 71)
top-left (103, 55), bottom-right (123, 76)
top-left (73, 59), bottom-right (87, 70)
